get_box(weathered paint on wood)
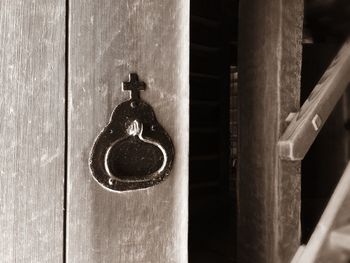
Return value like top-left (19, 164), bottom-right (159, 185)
top-left (67, 0), bottom-right (189, 262)
top-left (279, 39), bottom-right (350, 161)
top-left (238, 0), bottom-right (304, 262)
top-left (0, 1), bottom-right (66, 262)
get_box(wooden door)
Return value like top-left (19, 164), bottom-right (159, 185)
top-left (0, 1), bottom-right (189, 262)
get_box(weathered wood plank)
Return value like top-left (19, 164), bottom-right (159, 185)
top-left (67, 0), bottom-right (189, 262)
top-left (238, 0), bottom-right (304, 262)
top-left (0, 1), bottom-right (66, 262)
top-left (279, 39), bottom-right (350, 161)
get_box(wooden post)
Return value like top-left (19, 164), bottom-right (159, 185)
top-left (238, 0), bottom-right (304, 262)
top-left (67, 0), bottom-right (189, 262)
top-left (0, 1), bottom-right (66, 262)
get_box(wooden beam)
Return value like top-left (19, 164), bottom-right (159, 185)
top-left (279, 40), bottom-right (350, 161)
top-left (67, 0), bottom-right (189, 262)
top-left (238, 0), bottom-right (304, 262)
top-left (0, 1), bottom-right (65, 262)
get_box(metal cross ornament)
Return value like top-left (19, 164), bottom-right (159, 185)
top-left (122, 73), bottom-right (145, 99)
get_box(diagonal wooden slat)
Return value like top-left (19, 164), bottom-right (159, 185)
top-left (279, 39), bottom-right (350, 161)
top-left (293, 162), bottom-right (350, 263)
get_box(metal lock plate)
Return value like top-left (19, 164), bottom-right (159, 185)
top-left (89, 73), bottom-right (175, 192)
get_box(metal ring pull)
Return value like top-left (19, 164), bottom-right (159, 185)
top-left (104, 119), bottom-right (168, 185)
top-left (89, 73), bottom-right (175, 192)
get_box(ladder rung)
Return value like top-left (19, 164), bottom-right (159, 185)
top-left (190, 43), bottom-right (220, 53)
top-left (190, 15), bottom-right (220, 27)
top-left (190, 154), bottom-right (219, 161)
top-left (190, 72), bottom-right (222, 80)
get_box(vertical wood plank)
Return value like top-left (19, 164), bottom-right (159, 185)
top-left (238, 0), bottom-right (304, 262)
top-left (0, 1), bottom-right (66, 262)
top-left (67, 0), bottom-right (189, 262)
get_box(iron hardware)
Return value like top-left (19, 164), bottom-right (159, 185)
top-left (89, 73), bottom-right (174, 192)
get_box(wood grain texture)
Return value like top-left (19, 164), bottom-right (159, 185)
top-left (279, 39), bottom-right (350, 161)
top-left (0, 1), bottom-right (66, 262)
top-left (67, 0), bottom-right (189, 262)
top-left (238, 0), bottom-right (304, 262)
